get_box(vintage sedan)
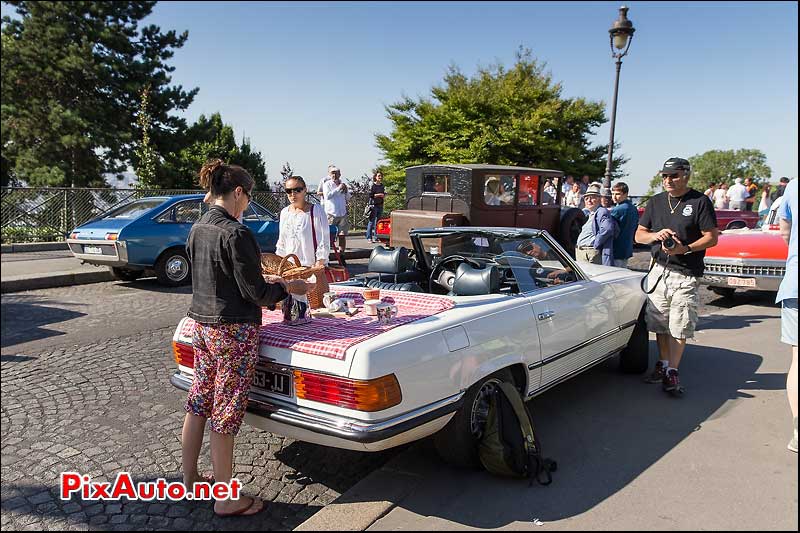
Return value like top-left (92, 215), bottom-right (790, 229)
top-left (169, 227), bottom-right (648, 466)
top-left (702, 197), bottom-right (788, 297)
top-left (67, 194), bottom-right (282, 286)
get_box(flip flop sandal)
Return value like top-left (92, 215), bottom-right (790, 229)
top-left (214, 496), bottom-right (264, 517)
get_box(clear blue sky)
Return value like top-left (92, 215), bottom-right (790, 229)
top-left (7, 1), bottom-right (798, 194)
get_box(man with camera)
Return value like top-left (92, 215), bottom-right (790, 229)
top-left (635, 158), bottom-right (719, 395)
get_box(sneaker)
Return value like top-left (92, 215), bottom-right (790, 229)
top-left (662, 369), bottom-right (684, 395)
top-left (789, 417), bottom-right (798, 453)
top-left (643, 361), bottom-right (666, 384)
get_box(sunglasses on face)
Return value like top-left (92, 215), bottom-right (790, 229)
top-left (285, 186), bottom-right (305, 194)
top-left (662, 173), bottom-right (683, 180)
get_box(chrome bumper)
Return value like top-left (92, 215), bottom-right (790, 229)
top-left (66, 239), bottom-right (129, 267)
top-left (170, 372), bottom-right (464, 444)
top-left (702, 258), bottom-right (785, 292)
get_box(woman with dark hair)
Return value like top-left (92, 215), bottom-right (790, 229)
top-left (275, 175), bottom-right (330, 268)
top-left (365, 171), bottom-right (386, 243)
top-left (182, 159), bottom-right (307, 517)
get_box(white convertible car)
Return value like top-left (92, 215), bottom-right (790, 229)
top-left (170, 227), bottom-right (648, 466)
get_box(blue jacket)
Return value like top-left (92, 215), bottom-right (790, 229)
top-left (610, 199), bottom-right (639, 260)
top-left (592, 206), bottom-right (618, 266)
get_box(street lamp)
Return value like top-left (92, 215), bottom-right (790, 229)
top-left (603, 5), bottom-right (636, 192)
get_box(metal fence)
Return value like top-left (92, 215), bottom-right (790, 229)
top-left (0, 187), bottom-right (406, 243)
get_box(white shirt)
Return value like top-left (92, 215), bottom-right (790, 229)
top-left (713, 188), bottom-right (728, 209)
top-left (321, 179), bottom-right (350, 217)
top-left (727, 183), bottom-right (748, 203)
top-left (276, 204), bottom-right (330, 267)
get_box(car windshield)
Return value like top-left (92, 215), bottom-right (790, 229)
top-left (417, 231), bottom-right (577, 293)
top-left (102, 198), bottom-right (165, 219)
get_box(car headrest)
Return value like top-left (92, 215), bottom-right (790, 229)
top-left (452, 263), bottom-right (500, 296)
top-left (368, 246), bottom-right (411, 274)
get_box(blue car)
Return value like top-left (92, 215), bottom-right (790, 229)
top-left (67, 194), bottom-right (315, 286)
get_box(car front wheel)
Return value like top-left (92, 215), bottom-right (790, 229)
top-left (433, 368), bottom-right (515, 468)
top-left (620, 307), bottom-right (649, 373)
top-left (155, 248), bottom-right (191, 286)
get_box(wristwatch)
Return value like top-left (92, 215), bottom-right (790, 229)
top-left (684, 244), bottom-right (693, 255)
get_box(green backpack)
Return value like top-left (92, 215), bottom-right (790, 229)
top-left (478, 381), bottom-right (557, 486)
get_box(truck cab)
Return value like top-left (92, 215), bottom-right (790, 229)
top-left (388, 164), bottom-right (586, 257)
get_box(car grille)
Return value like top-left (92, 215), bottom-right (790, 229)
top-left (704, 262), bottom-right (785, 277)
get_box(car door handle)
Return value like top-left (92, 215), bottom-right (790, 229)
top-left (538, 310), bottom-right (555, 320)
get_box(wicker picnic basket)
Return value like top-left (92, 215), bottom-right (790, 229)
top-left (260, 253), bottom-right (328, 309)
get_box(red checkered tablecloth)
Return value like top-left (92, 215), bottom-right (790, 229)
top-left (179, 288), bottom-right (455, 360)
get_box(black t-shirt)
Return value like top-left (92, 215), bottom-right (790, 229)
top-left (370, 183), bottom-right (386, 206)
top-left (639, 189), bottom-right (718, 277)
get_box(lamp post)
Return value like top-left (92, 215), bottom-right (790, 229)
top-left (603, 5), bottom-right (636, 192)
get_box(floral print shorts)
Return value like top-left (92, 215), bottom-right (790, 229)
top-left (184, 322), bottom-right (259, 436)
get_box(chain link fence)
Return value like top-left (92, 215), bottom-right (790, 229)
top-left (1, 187), bottom-right (406, 243)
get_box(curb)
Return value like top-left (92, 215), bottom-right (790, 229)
top-left (294, 445), bottom-right (424, 531)
top-left (1, 242), bottom-right (69, 253)
top-left (1, 269), bottom-right (113, 293)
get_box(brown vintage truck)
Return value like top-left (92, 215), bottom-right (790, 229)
top-left (383, 164), bottom-right (586, 257)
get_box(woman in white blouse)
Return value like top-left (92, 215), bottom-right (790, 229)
top-left (275, 176), bottom-right (330, 268)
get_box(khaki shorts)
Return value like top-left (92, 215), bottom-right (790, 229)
top-left (327, 215), bottom-right (350, 235)
top-left (576, 246), bottom-right (601, 264)
top-left (645, 262), bottom-right (699, 340)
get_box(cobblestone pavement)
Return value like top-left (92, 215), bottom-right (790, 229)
top-left (2, 262), bottom-right (401, 531)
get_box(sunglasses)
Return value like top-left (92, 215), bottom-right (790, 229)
top-left (285, 186), bottom-right (305, 194)
top-left (661, 173), bottom-right (683, 180)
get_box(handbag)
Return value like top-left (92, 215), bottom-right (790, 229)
top-left (311, 204), bottom-right (350, 283)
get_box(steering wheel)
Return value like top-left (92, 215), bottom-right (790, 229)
top-left (428, 254), bottom-right (482, 292)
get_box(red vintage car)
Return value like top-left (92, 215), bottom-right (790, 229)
top-left (701, 197), bottom-right (787, 297)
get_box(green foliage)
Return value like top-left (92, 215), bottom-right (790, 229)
top-left (375, 48), bottom-right (627, 193)
top-left (158, 113), bottom-right (268, 190)
top-left (134, 85), bottom-right (158, 189)
top-left (1, 1), bottom-right (197, 187)
top-left (646, 148), bottom-right (772, 195)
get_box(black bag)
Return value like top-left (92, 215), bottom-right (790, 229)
top-left (478, 382), bottom-right (557, 486)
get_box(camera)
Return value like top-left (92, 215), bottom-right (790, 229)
top-left (663, 237), bottom-right (676, 250)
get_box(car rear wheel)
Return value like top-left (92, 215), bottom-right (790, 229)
top-left (620, 307), bottom-right (649, 374)
top-left (155, 248), bottom-right (191, 286)
top-left (433, 368), bottom-right (515, 468)
top-left (109, 267), bottom-right (144, 282)
top-left (726, 221), bottom-right (747, 230)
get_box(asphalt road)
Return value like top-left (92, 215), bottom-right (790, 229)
top-left (0, 255), bottom-right (785, 530)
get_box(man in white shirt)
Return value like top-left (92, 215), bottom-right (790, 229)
top-left (320, 166), bottom-right (351, 254)
top-left (727, 177), bottom-right (748, 210)
top-left (316, 164), bottom-right (337, 196)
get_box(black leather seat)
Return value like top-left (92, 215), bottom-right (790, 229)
top-left (452, 263), bottom-right (500, 296)
top-left (365, 279), bottom-right (425, 292)
top-left (368, 246), bottom-right (412, 274)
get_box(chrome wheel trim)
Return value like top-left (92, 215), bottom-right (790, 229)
top-left (165, 255), bottom-right (189, 282)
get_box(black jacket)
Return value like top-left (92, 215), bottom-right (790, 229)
top-left (186, 206), bottom-right (287, 324)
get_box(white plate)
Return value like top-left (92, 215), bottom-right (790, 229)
top-left (727, 276), bottom-right (756, 287)
top-left (84, 246), bottom-right (103, 255)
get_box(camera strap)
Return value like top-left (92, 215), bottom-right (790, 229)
top-left (641, 255), bottom-right (671, 294)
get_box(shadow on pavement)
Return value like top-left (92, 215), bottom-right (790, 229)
top-left (0, 295), bottom-right (86, 348)
top-left (373, 342), bottom-right (768, 528)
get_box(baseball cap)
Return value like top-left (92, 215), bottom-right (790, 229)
top-left (661, 157), bottom-right (691, 174)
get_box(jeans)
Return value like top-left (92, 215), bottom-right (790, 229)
top-left (366, 206), bottom-right (383, 241)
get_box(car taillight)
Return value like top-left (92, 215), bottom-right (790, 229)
top-left (105, 233), bottom-right (118, 240)
top-left (69, 232), bottom-right (79, 239)
top-left (376, 219), bottom-right (391, 234)
top-left (172, 341), bottom-right (194, 368)
top-left (293, 370), bottom-right (402, 412)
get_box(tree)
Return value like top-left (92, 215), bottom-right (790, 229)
top-left (134, 85), bottom-right (158, 189)
top-left (646, 148), bottom-right (772, 195)
top-left (375, 48), bottom-right (627, 192)
top-left (160, 113), bottom-right (268, 190)
top-left (1, 1), bottom-right (197, 187)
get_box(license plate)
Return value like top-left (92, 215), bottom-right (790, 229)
top-left (84, 246), bottom-right (103, 255)
top-left (251, 367), bottom-right (292, 397)
top-left (727, 276), bottom-right (756, 287)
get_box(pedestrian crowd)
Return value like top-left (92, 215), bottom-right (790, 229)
top-left (704, 175), bottom-right (790, 215)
